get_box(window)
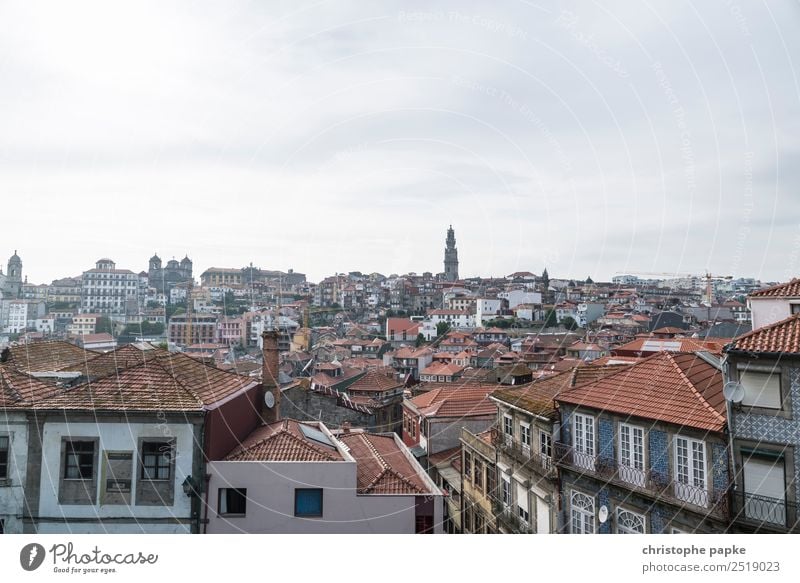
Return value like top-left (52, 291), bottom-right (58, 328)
top-left (501, 476), bottom-right (511, 506)
top-left (570, 490), bottom-right (595, 534)
top-left (219, 488), bottom-right (247, 515)
top-left (619, 424), bottom-right (645, 487)
top-left (141, 441), bottom-right (172, 480)
top-left (295, 488), bottom-right (323, 517)
top-left (516, 483), bottom-right (530, 525)
top-left (539, 431), bottom-right (552, 460)
top-left (674, 436), bottom-right (708, 506)
top-left (743, 454), bottom-right (787, 526)
top-left (520, 422), bottom-right (531, 453)
top-left (464, 451), bottom-right (472, 479)
top-left (474, 459), bottom-right (483, 492)
top-left (0, 436), bottom-right (8, 479)
top-left (486, 466), bottom-right (496, 498)
top-left (64, 441), bottom-right (95, 479)
top-left (616, 508), bottom-right (646, 534)
top-left (573, 413), bottom-right (595, 471)
top-left (739, 368), bottom-right (782, 409)
top-left (503, 414), bottom-right (513, 445)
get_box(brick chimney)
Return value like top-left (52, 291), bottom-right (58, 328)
top-left (261, 330), bottom-right (281, 423)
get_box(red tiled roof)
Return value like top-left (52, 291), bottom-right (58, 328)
top-left (33, 352), bottom-right (256, 412)
top-left (339, 432), bottom-right (432, 494)
top-left (408, 384), bottom-right (498, 418)
top-left (4, 340), bottom-right (91, 373)
top-left (420, 362), bottom-right (464, 377)
top-left (749, 279), bottom-right (800, 298)
top-left (556, 352), bottom-right (725, 432)
top-left (613, 337), bottom-right (728, 355)
top-left (492, 364), bottom-right (629, 418)
top-left (726, 313), bottom-right (800, 354)
top-left (225, 420), bottom-right (343, 462)
top-left (347, 369), bottom-right (402, 392)
top-left (0, 364), bottom-right (59, 407)
top-left (58, 344), bottom-right (165, 379)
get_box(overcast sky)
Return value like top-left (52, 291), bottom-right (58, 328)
top-left (1, 0), bottom-right (799, 284)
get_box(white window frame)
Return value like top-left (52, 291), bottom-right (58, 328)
top-left (503, 414), bottom-right (513, 446)
top-left (674, 436), bottom-right (708, 507)
top-left (520, 421), bottom-right (531, 455)
top-left (739, 367), bottom-right (782, 410)
top-left (501, 475), bottom-right (512, 507)
top-left (573, 413), bottom-right (596, 471)
top-left (539, 430), bottom-right (552, 461)
top-left (615, 507), bottom-right (646, 534)
top-left (570, 490), bottom-right (595, 534)
top-left (618, 423), bottom-right (646, 487)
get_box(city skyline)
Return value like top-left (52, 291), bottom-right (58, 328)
top-left (2, 1), bottom-right (799, 285)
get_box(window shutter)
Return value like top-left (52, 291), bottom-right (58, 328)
top-left (743, 458), bottom-right (785, 500)
top-left (740, 370), bottom-right (781, 408)
top-left (516, 483), bottom-right (529, 512)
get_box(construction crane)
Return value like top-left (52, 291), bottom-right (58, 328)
top-left (616, 271), bottom-right (732, 304)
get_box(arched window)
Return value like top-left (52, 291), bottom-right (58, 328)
top-left (570, 490), bottom-right (595, 534)
top-left (616, 508), bottom-right (646, 534)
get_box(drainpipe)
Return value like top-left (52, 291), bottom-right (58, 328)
top-left (202, 472), bottom-right (211, 534)
top-left (720, 352), bottom-right (737, 517)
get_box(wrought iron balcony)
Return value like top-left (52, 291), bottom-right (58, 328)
top-left (492, 431), bottom-right (557, 480)
top-left (554, 441), bottom-right (729, 519)
top-left (731, 490), bottom-right (799, 532)
top-left (491, 498), bottom-right (534, 534)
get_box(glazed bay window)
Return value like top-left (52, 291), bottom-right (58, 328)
top-left (0, 436), bottom-right (8, 480)
top-left (674, 436), bottom-right (708, 506)
top-left (464, 451), bottom-right (472, 479)
top-left (619, 423), bottom-right (645, 487)
top-left (219, 488), bottom-right (247, 516)
top-left (141, 441), bottom-right (172, 480)
top-left (64, 441), bottom-right (95, 479)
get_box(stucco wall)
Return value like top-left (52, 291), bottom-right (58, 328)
top-left (0, 412), bottom-right (29, 533)
top-left (206, 460), bottom-right (436, 533)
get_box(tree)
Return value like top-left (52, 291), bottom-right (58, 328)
top-left (436, 321), bottom-right (451, 337)
top-left (122, 321), bottom-right (165, 337)
top-left (561, 316), bottom-right (579, 331)
top-left (96, 316), bottom-right (113, 335)
top-left (543, 309), bottom-right (558, 328)
top-left (416, 333), bottom-right (426, 347)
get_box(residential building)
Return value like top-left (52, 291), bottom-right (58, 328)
top-left (724, 313), bottom-right (800, 532)
top-left (460, 429), bottom-right (497, 533)
top-left (81, 258), bottom-right (139, 317)
top-left (747, 279), bottom-right (800, 330)
top-left (206, 422), bottom-right (443, 533)
top-left (168, 313), bottom-right (219, 347)
top-left (200, 267), bottom-right (244, 287)
top-left (385, 317), bottom-right (420, 347)
top-left (576, 302), bottom-right (605, 327)
top-left (67, 313), bottom-right (100, 336)
top-left (391, 347), bottom-right (434, 381)
top-left (555, 352), bottom-right (730, 534)
top-left (48, 277), bottom-right (82, 305)
top-left (427, 309), bottom-right (475, 330)
top-left (419, 362), bottom-right (464, 383)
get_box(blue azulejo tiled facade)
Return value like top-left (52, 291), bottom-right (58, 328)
top-left (727, 356), bottom-right (800, 532)
top-left (556, 404), bottom-right (731, 534)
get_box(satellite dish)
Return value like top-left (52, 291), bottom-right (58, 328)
top-left (723, 381), bottom-right (745, 404)
top-left (264, 391), bottom-right (275, 409)
top-left (598, 505), bottom-right (609, 524)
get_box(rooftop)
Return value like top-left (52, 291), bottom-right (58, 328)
top-left (726, 313), bottom-right (800, 355)
top-left (749, 279), bottom-right (800, 298)
top-left (225, 420), bottom-right (344, 462)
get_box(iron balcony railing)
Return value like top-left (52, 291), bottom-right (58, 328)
top-left (731, 491), bottom-right (799, 532)
top-left (554, 441), bottom-right (729, 518)
top-left (491, 497), bottom-right (534, 534)
top-left (492, 431), bottom-right (557, 479)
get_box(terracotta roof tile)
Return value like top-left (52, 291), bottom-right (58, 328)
top-left (3, 340), bottom-right (91, 373)
top-left (408, 384), bottom-right (498, 418)
top-left (347, 369), bottom-right (402, 392)
top-left (556, 352), bottom-right (725, 432)
top-left (225, 420), bottom-right (343, 461)
top-left (0, 364), bottom-right (59, 407)
top-left (339, 432), bottom-right (433, 494)
top-left (749, 279), bottom-right (800, 298)
top-left (726, 313), bottom-right (800, 354)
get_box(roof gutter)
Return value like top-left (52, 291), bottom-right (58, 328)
top-left (489, 395), bottom-right (552, 422)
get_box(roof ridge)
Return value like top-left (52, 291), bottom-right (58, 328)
top-left (727, 312), bottom-right (800, 347)
top-left (664, 352), bottom-right (726, 425)
top-left (749, 278), bottom-right (800, 297)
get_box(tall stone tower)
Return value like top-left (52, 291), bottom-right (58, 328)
top-left (444, 225), bottom-right (459, 282)
top-left (6, 251), bottom-right (22, 298)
